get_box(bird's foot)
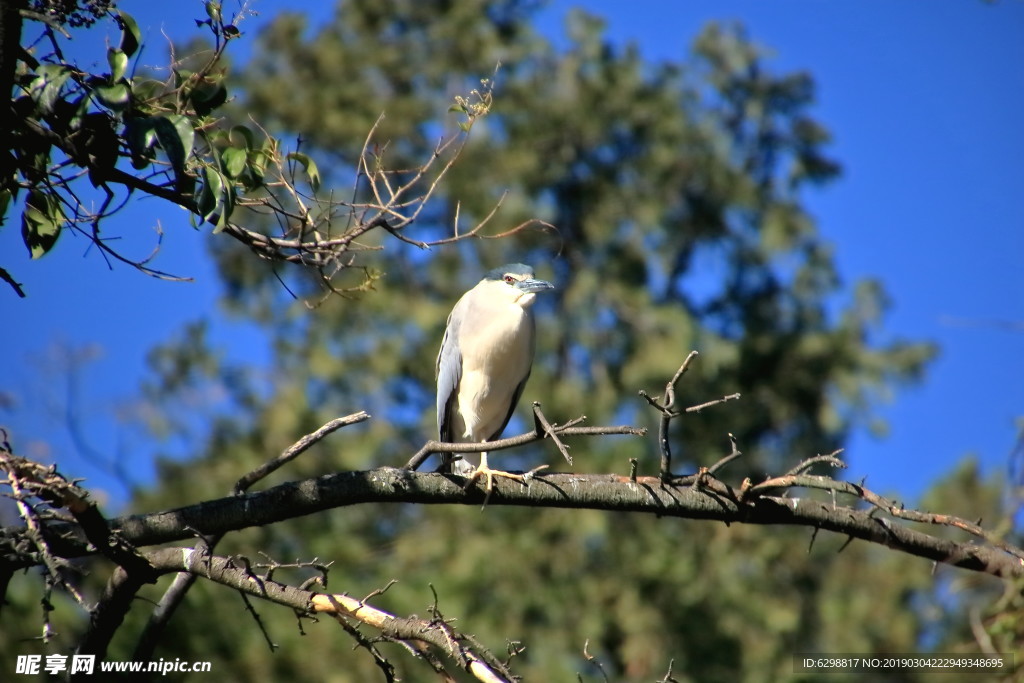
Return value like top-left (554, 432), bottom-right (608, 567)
top-left (463, 464), bottom-right (549, 505)
top-left (463, 465), bottom-right (524, 493)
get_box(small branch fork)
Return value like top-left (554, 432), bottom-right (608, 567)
top-left (747, 460), bottom-right (1024, 563)
top-left (638, 350), bottom-right (741, 481)
top-left (403, 409), bottom-right (644, 472)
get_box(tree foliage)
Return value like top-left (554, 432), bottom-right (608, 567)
top-left (2, 2), bottom-right (1020, 682)
top-left (2, 0), bottom-right (486, 297)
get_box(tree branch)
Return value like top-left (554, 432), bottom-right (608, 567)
top-left (403, 421), bottom-right (644, 471)
top-left (5, 461), bottom-right (1021, 579)
top-left (639, 351), bottom-right (741, 481)
top-left (131, 412), bottom-right (370, 662)
top-left (84, 547), bottom-right (518, 683)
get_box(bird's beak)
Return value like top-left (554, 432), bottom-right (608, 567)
top-left (515, 277), bottom-right (555, 294)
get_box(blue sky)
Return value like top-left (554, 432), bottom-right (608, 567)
top-left (3, 1), bottom-right (1022, 511)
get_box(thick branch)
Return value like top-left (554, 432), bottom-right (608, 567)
top-left (7, 466), bottom-right (1021, 579)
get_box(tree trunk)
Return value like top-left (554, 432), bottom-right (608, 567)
top-left (0, 0), bottom-right (27, 197)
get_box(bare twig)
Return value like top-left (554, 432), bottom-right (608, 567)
top-left (581, 639), bottom-right (610, 683)
top-left (783, 450), bottom-right (846, 477)
top-left (641, 352), bottom-right (696, 479)
top-left (685, 392), bottom-right (742, 414)
top-left (747, 459), bottom-right (1024, 561)
top-left (234, 412), bottom-right (370, 492)
top-left (532, 402), bottom-right (574, 466)
top-left (708, 433), bottom-right (742, 476)
top-left (640, 351), bottom-right (741, 481)
top-left (0, 267), bottom-right (26, 298)
top-left (659, 658), bottom-right (680, 683)
top-left (404, 422), bottom-right (646, 472)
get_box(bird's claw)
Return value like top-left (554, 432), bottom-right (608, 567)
top-left (463, 464), bottom-right (549, 508)
top-left (462, 465), bottom-right (524, 493)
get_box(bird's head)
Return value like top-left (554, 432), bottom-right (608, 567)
top-left (481, 263), bottom-right (555, 307)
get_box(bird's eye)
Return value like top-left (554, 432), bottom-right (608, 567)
top-left (504, 275), bottom-right (515, 285)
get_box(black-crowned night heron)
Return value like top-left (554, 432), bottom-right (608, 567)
top-left (436, 263), bottom-right (555, 492)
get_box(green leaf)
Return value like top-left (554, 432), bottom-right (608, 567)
top-left (206, 129), bottom-right (230, 147)
top-left (66, 95), bottom-right (90, 132)
top-left (28, 65), bottom-right (73, 116)
top-left (125, 116), bottom-right (159, 169)
top-left (76, 112), bottom-right (118, 186)
top-left (21, 190), bottom-right (64, 259)
top-left (47, 96), bottom-right (81, 136)
top-left (216, 181), bottom-right (236, 233)
top-left (229, 125), bottom-right (254, 150)
top-left (172, 115), bottom-right (197, 157)
top-left (245, 137), bottom-right (276, 189)
top-left (248, 149), bottom-right (269, 179)
top-left (115, 10), bottom-right (142, 59)
top-left (197, 166), bottom-right (234, 232)
top-left (153, 115), bottom-right (195, 181)
top-left (94, 83), bottom-right (130, 112)
top-left (108, 48), bottom-right (128, 83)
top-left (191, 79), bottom-right (228, 117)
top-left (22, 138), bottom-right (52, 182)
top-left (205, 1), bottom-right (222, 23)
top-left (197, 166), bottom-right (223, 221)
top-left (286, 152), bottom-right (321, 193)
top-left (222, 147), bottom-right (246, 179)
top-left (173, 69), bottom-right (194, 89)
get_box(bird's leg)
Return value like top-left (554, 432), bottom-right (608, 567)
top-left (464, 452), bottom-right (540, 494)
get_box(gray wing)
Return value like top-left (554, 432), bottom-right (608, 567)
top-left (436, 307), bottom-right (463, 444)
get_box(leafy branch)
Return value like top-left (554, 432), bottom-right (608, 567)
top-left (3, 4), bottom-right (530, 298)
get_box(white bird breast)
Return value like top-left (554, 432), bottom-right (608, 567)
top-left (455, 294), bottom-right (537, 445)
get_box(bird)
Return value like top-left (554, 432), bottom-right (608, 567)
top-left (436, 263), bottom-right (555, 493)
